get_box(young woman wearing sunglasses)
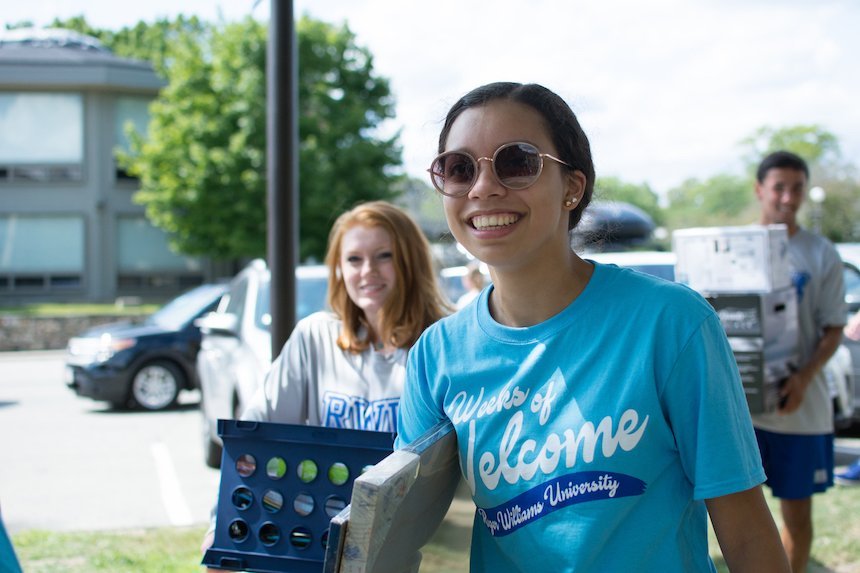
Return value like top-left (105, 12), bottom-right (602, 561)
top-left (396, 83), bottom-right (789, 572)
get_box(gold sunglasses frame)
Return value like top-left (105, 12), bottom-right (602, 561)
top-left (428, 141), bottom-right (571, 197)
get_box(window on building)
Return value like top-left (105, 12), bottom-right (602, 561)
top-left (114, 96), bottom-right (151, 182)
top-left (116, 216), bottom-right (204, 290)
top-left (0, 92), bottom-right (84, 183)
top-left (0, 215), bottom-right (84, 291)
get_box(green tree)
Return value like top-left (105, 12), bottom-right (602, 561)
top-left (53, 15), bottom-right (402, 261)
top-left (804, 171), bottom-right (860, 242)
top-left (664, 174), bottom-right (756, 230)
top-left (295, 18), bottom-right (401, 260)
top-left (740, 124), bottom-right (860, 242)
top-left (593, 177), bottom-right (663, 226)
top-left (122, 18), bottom-right (269, 259)
top-left (52, 15), bottom-right (209, 76)
top-left (4, 21), bottom-right (34, 29)
top-left (739, 124), bottom-right (842, 174)
top-left (393, 176), bottom-right (449, 242)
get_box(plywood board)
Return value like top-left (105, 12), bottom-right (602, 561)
top-left (325, 420), bottom-right (462, 573)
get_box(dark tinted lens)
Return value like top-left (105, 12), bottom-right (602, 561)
top-left (431, 152), bottom-right (475, 195)
top-left (494, 143), bottom-right (542, 189)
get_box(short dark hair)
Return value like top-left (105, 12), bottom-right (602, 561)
top-left (756, 150), bottom-right (809, 183)
top-left (437, 82), bottom-right (595, 230)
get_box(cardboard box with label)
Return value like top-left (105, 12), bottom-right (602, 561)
top-left (673, 225), bottom-right (791, 293)
top-left (705, 289), bottom-right (799, 414)
top-left (705, 287), bottom-right (798, 344)
top-left (727, 336), bottom-right (798, 415)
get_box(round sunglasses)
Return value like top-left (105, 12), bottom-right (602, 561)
top-left (428, 141), bottom-right (571, 197)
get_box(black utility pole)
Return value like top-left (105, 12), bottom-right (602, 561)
top-left (266, 0), bottom-right (299, 356)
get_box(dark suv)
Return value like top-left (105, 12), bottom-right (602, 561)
top-left (65, 283), bottom-right (227, 411)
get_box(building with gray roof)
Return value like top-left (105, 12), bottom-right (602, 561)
top-left (0, 28), bottom-right (224, 304)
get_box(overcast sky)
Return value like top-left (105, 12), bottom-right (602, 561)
top-left (3, 0), bottom-right (858, 197)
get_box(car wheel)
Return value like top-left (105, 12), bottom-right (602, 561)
top-left (130, 360), bottom-right (182, 411)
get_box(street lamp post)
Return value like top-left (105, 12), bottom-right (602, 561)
top-left (809, 186), bottom-right (826, 235)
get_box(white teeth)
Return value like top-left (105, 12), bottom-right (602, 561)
top-left (472, 214), bottom-right (518, 230)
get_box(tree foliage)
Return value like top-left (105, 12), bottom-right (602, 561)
top-left (739, 124), bottom-right (842, 174)
top-left (52, 15), bottom-right (209, 75)
top-left (120, 18), bottom-right (269, 259)
top-left (661, 124), bottom-right (860, 242)
top-left (35, 16), bottom-right (860, 246)
top-left (393, 176), bottom-right (449, 242)
top-left (739, 124), bottom-right (860, 241)
top-left (803, 171), bottom-right (860, 242)
top-left (593, 177), bottom-right (663, 226)
top-left (664, 174), bottom-right (756, 230)
top-left (53, 15), bottom-right (402, 261)
top-left (295, 18), bottom-right (401, 260)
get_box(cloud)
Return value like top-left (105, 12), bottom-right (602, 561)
top-left (292, 0), bottom-right (857, 193)
top-left (4, 0), bottom-right (858, 194)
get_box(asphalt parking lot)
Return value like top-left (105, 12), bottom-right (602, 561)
top-left (0, 350), bottom-right (220, 533)
top-left (1, 350), bottom-right (858, 537)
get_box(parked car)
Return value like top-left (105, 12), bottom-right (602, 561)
top-left (570, 200), bottom-right (658, 251)
top-left (196, 259), bottom-right (329, 467)
top-left (65, 282), bottom-right (228, 411)
top-left (584, 250), bottom-right (676, 282)
top-left (837, 243), bottom-right (860, 425)
top-left (588, 249), bottom-right (857, 427)
top-left (838, 243), bottom-right (860, 313)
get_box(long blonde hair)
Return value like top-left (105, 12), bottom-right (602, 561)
top-left (324, 201), bottom-right (451, 353)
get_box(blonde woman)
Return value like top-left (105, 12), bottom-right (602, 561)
top-left (239, 200), bottom-right (450, 429)
top-left (203, 201), bottom-right (449, 568)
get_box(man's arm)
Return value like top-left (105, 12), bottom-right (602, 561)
top-left (780, 325), bottom-right (844, 414)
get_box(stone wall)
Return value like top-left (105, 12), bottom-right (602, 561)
top-left (0, 315), bottom-right (148, 351)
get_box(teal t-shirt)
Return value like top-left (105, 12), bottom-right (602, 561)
top-left (396, 262), bottom-right (765, 572)
top-left (0, 513), bottom-right (22, 573)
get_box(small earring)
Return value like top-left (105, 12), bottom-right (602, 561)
top-left (564, 197), bottom-right (577, 208)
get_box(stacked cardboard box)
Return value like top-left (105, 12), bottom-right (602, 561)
top-left (674, 225), bottom-right (791, 293)
top-left (673, 225), bottom-right (798, 414)
top-left (705, 289), bottom-right (798, 414)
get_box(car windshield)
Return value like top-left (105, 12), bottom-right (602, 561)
top-left (149, 284), bottom-right (224, 330)
top-left (255, 274), bottom-right (329, 331)
top-left (297, 276), bottom-right (328, 319)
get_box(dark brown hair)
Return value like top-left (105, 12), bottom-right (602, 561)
top-left (438, 82), bottom-right (595, 230)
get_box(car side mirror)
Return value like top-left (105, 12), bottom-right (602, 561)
top-left (197, 312), bottom-right (240, 337)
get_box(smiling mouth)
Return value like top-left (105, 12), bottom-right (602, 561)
top-left (471, 214), bottom-right (519, 230)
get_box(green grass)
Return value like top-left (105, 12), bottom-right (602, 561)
top-left (11, 485), bottom-right (860, 572)
top-left (708, 484), bottom-right (860, 573)
top-left (0, 303), bottom-right (158, 317)
top-left (12, 526), bottom-right (208, 572)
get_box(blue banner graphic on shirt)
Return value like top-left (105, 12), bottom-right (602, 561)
top-left (476, 471), bottom-right (646, 537)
